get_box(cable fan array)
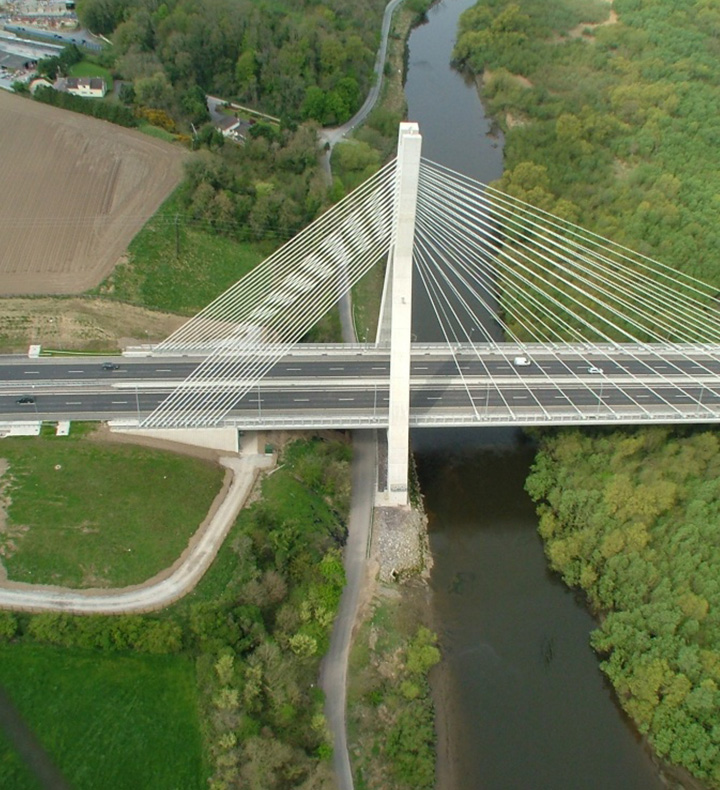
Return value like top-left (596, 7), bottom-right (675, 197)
top-left (142, 159), bottom-right (398, 428)
top-left (415, 159), bottom-right (720, 347)
top-left (413, 159), bottom-right (720, 421)
top-left (141, 152), bottom-right (720, 429)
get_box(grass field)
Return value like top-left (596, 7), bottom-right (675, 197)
top-left (172, 438), bottom-right (349, 610)
top-left (0, 428), bottom-right (224, 588)
top-left (99, 192), bottom-right (273, 315)
top-left (68, 61), bottom-right (114, 91)
top-left (352, 260), bottom-right (386, 342)
top-left (0, 643), bottom-right (204, 789)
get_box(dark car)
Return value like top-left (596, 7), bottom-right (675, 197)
top-left (101, 362), bottom-right (120, 371)
top-left (16, 396), bottom-right (35, 404)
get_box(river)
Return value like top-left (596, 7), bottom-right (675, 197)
top-left (403, 1), bottom-right (665, 787)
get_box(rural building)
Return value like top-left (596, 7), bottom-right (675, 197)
top-left (64, 76), bottom-right (106, 97)
top-left (216, 114), bottom-right (250, 143)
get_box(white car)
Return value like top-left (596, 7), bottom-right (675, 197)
top-left (513, 356), bottom-right (531, 367)
top-left (588, 366), bottom-right (603, 374)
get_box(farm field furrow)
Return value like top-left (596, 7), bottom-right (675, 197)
top-left (0, 91), bottom-right (187, 296)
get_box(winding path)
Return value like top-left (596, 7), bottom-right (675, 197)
top-left (320, 0), bottom-right (406, 152)
top-left (0, 453), bottom-right (273, 613)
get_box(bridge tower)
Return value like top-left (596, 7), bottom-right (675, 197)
top-left (386, 122), bottom-right (422, 506)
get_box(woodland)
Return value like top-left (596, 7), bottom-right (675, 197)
top-left (453, 0), bottom-right (720, 784)
top-left (76, 0), bottom-right (387, 125)
top-left (454, 0), bottom-right (720, 284)
top-left (526, 428), bottom-right (720, 787)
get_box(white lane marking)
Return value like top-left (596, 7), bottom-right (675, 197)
top-left (372, 366), bottom-right (387, 370)
top-left (65, 401), bottom-right (82, 405)
top-left (23, 371), bottom-right (39, 375)
top-left (294, 398), bottom-right (310, 402)
top-left (338, 397), bottom-right (354, 402)
top-left (155, 368), bottom-right (172, 373)
top-left (513, 395), bottom-right (528, 400)
top-left (68, 369), bottom-right (84, 373)
top-left (426, 396), bottom-right (442, 400)
top-left (330, 367), bottom-right (344, 371)
top-left (286, 368), bottom-right (302, 371)
top-left (111, 400), bottom-right (128, 404)
top-left (415, 366), bottom-right (428, 370)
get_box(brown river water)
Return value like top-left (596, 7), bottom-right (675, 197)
top-left (404, 1), bottom-right (665, 787)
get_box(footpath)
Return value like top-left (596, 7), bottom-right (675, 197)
top-left (0, 450), bottom-right (273, 614)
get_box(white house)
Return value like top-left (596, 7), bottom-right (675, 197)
top-left (64, 77), bottom-right (106, 98)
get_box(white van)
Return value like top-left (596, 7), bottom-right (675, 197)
top-left (513, 356), bottom-right (531, 367)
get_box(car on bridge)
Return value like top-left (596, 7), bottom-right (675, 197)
top-left (513, 356), bottom-right (531, 367)
top-left (16, 396), bottom-right (35, 404)
top-left (588, 366), bottom-right (603, 374)
top-left (101, 362), bottom-right (120, 371)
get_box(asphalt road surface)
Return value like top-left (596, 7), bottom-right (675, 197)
top-left (2, 347), bottom-right (720, 425)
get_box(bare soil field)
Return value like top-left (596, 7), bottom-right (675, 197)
top-left (0, 296), bottom-right (186, 352)
top-left (0, 90), bottom-right (187, 296)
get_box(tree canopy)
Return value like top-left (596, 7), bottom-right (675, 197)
top-left (77, 0), bottom-right (386, 124)
top-left (527, 427), bottom-right (720, 786)
top-left (454, 0), bottom-right (720, 289)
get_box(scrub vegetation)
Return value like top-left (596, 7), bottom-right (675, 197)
top-left (0, 426), bottom-right (223, 588)
top-left (347, 594), bottom-right (440, 790)
top-left (526, 428), bottom-right (720, 787)
top-left (0, 436), bottom-right (351, 789)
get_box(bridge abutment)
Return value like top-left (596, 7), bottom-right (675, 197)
top-left (386, 122), bottom-right (421, 506)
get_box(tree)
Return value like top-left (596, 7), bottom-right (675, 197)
top-left (180, 84), bottom-right (210, 126)
top-left (135, 71), bottom-right (174, 111)
top-left (0, 611), bottom-right (18, 641)
top-left (118, 82), bottom-right (136, 105)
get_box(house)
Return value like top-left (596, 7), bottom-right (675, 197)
top-left (64, 77), bottom-right (106, 98)
top-left (215, 114), bottom-right (250, 144)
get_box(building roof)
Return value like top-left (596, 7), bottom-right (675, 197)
top-left (65, 77), bottom-right (105, 91)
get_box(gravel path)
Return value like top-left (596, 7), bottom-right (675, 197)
top-left (0, 452), bottom-right (273, 613)
top-left (320, 431), bottom-right (376, 789)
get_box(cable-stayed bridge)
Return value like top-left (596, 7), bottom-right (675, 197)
top-left (5, 123), bottom-right (720, 503)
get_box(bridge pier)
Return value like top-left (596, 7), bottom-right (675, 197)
top-left (386, 122), bottom-right (422, 506)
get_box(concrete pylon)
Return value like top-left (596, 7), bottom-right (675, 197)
top-left (386, 122), bottom-right (422, 506)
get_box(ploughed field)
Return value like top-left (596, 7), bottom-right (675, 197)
top-left (0, 91), bottom-right (186, 296)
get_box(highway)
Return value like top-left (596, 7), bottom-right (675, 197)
top-left (4, 345), bottom-right (720, 383)
top-left (2, 343), bottom-right (720, 427)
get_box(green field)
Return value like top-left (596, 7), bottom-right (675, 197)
top-left (0, 643), bottom-right (203, 789)
top-left (0, 428), bottom-right (224, 588)
top-left (99, 192), bottom-right (273, 315)
top-left (68, 61), bottom-right (114, 92)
